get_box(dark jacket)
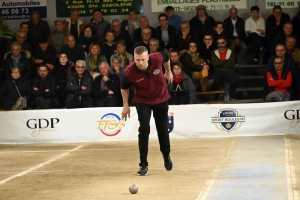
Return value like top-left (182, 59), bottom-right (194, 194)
top-left (27, 19), bottom-right (51, 44)
top-left (189, 15), bottom-right (215, 39)
top-left (155, 25), bottom-right (176, 50)
top-left (133, 26), bottom-right (156, 41)
top-left (65, 70), bottom-right (93, 104)
top-left (100, 42), bottom-right (117, 65)
top-left (269, 31), bottom-right (299, 55)
top-left (181, 51), bottom-right (206, 78)
top-left (61, 43), bottom-right (85, 64)
top-left (223, 16), bottom-right (246, 41)
top-left (33, 45), bottom-right (57, 66)
top-left (5, 52), bottom-right (32, 80)
top-left (266, 12), bottom-right (291, 45)
top-left (88, 18), bottom-right (111, 42)
top-left (0, 77), bottom-right (31, 110)
top-left (211, 48), bottom-right (236, 71)
top-left (113, 29), bottom-right (131, 52)
top-left (175, 30), bottom-right (199, 51)
top-left (78, 33), bottom-right (98, 53)
top-left (132, 38), bottom-right (165, 54)
top-left (31, 75), bottom-right (57, 99)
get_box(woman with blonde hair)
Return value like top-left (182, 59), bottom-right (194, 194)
top-left (85, 42), bottom-right (107, 78)
top-left (110, 39), bottom-right (133, 68)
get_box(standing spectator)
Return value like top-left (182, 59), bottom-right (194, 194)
top-left (189, 5), bottom-right (215, 39)
top-left (110, 55), bottom-right (125, 81)
top-left (176, 22), bottom-right (199, 56)
top-left (100, 31), bottom-right (117, 65)
top-left (0, 67), bottom-right (30, 110)
top-left (165, 6), bottom-right (182, 34)
top-left (245, 6), bottom-right (265, 64)
top-left (31, 65), bottom-right (57, 109)
top-left (133, 16), bottom-right (156, 41)
top-left (64, 9), bottom-right (85, 42)
top-left (155, 13), bottom-right (176, 51)
top-left (88, 9), bottom-right (111, 43)
top-left (110, 39), bottom-right (133, 68)
top-left (93, 62), bottom-right (121, 107)
top-left (61, 35), bottom-right (85, 68)
top-left (65, 60), bottom-right (93, 108)
top-left (85, 42), bottom-right (107, 78)
top-left (167, 62), bottom-right (197, 105)
top-left (78, 24), bottom-right (98, 54)
top-left (4, 42), bottom-right (31, 80)
top-left (48, 19), bottom-right (70, 55)
top-left (211, 36), bottom-right (239, 100)
top-left (223, 7), bottom-right (247, 64)
top-left (27, 11), bottom-right (51, 46)
top-left (121, 8), bottom-right (140, 42)
top-left (111, 19), bottom-right (131, 52)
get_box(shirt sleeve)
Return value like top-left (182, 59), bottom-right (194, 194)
top-left (160, 51), bottom-right (170, 62)
top-left (121, 74), bottom-right (132, 89)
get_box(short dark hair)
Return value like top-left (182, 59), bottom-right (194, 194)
top-left (158, 13), bottom-right (168, 20)
top-left (172, 61), bottom-right (184, 70)
top-left (165, 6), bottom-right (174, 11)
top-left (128, 8), bottom-right (137, 15)
top-left (216, 35), bottom-right (227, 43)
top-left (169, 49), bottom-right (180, 54)
top-left (92, 9), bottom-right (102, 15)
top-left (274, 56), bottom-right (283, 62)
top-left (273, 5), bottom-right (282, 12)
top-left (251, 6), bottom-right (259, 12)
top-left (19, 22), bottom-right (29, 28)
top-left (214, 21), bottom-right (223, 28)
top-left (38, 64), bottom-right (49, 71)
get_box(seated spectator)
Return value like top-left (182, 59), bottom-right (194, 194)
top-left (165, 6), bottom-right (182, 34)
top-left (110, 39), bottom-right (133, 68)
top-left (167, 62), bottom-right (197, 105)
top-left (88, 9), bottom-right (111, 43)
top-left (27, 11), bottom-right (51, 47)
top-left (155, 13), bottom-right (176, 51)
top-left (65, 60), bottom-right (93, 108)
top-left (170, 49), bottom-right (181, 67)
top-left (110, 55), bottom-right (125, 81)
top-left (292, 10), bottom-right (300, 35)
top-left (149, 38), bottom-right (160, 54)
top-left (33, 37), bottom-right (57, 72)
top-left (78, 24), bottom-right (98, 54)
top-left (211, 36), bottom-right (239, 100)
top-left (285, 36), bottom-right (300, 69)
top-left (266, 56), bottom-right (292, 101)
top-left (134, 16), bottom-right (156, 41)
top-left (4, 42), bottom-right (31, 80)
top-left (111, 19), bottom-right (131, 52)
top-left (100, 31), bottom-right (117, 65)
top-left (0, 67), bottom-right (30, 110)
top-left (19, 22), bottom-right (35, 49)
top-left (64, 9), bottom-right (85, 42)
top-left (31, 65), bottom-right (57, 109)
top-left (175, 22), bottom-right (199, 56)
top-left (223, 7), bottom-right (247, 64)
top-left (52, 53), bottom-right (74, 106)
top-left (200, 33), bottom-right (214, 65)
top-left (48, 19), bottom-right (69, 55)
top-left (189, 5), bottom-right (215, 39)
top-left (212, 21), bottom-right (228, 48)
top-left (92, 62), bottom-right (121, 107)
top-left (85, 42), bottom-right (107, 78)
top-left (182, 41), bottom-right (212, 91)
top-left (7, 31), bottom-right (32, 55)
top-left (121, 9), bottom-right (140, 42)
top-left (61, 35), bottom-right (85, 68)
top-left (245, 6), bottom-right (265, 64)
top-left (132, 27), bottom-right (154, 53)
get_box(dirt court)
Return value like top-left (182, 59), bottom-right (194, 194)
top-left (0, 136), bottom-right (299, 200)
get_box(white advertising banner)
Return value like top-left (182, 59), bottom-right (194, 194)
top-left (151, 0), bottom-right (248, 13)
top-left (265, 0), bottom-right (299, 9)
top-left (0, 101), bottom-right (299, 144)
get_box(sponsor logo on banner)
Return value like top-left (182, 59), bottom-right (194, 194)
top-left (284, 109), bottom-right (300, 128)
top-left (96, 113), bottom-right (126, 136)
top-left (168, 112), bottom-right (174, 133)
top-left (26, 118), bottom-right (59, 137)
top-left (211, 109), bottom-right (245, 132)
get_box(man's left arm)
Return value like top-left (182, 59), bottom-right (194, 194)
top-left (160, 51), bottom-right (173, 83)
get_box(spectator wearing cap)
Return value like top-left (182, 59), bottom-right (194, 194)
top-left (27, 11), bottom-right (51, 46)
top-left (64, 9), bottom-right (85, 42)
top-left (33, 37), bottom-right (57, 72)
top-left (165, 6), bottom-right (182, 34)
top-left (61, 35), bottom-right (85, 68)
top-left (155, 13), bottom-right (176, 51)
top-left (48, 19), bottom-right (70, 56)
top-left (189, 5), bottom-right (216, 40)
top-left (88, 9), bottom-right (111, 43)
top-left (121, 8), bottom-right (140, 42)
top-left (245, 6), bottom-right (265, 64)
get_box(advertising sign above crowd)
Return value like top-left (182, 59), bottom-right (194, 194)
top-left (265, 0), bottom-right (300, 9)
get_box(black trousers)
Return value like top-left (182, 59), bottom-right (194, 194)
top-left (135, 100), bottom-right (170, 166)
top-left (94, 96), bottom-right (119, 107)
top-left (212, 71), bottom-right (240, 96)
top-left (245, 33), bottom-right (263, 60)
top-left (35, 97), bottom-right (54, 109)
top-left (65, 100), bottom-right (93, 109)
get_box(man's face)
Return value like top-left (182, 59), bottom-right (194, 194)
top-left (67, 36), bottom-right (76, 48)
top-left (38, 66), bottom-right (49, 79)
top-left (149, 42), bottom-right (159, 53)
top-left (283, 24), bottom-right (293, 36)
top-left (203, 35), bottom-right (213, 46)
top-left (159, 16), bottom-right (168, 28)
top-left (39, 42), bottom-right (49, 51)
top-left (139, 17), bottom-right (149, 28)
top-left (31, 14), bottom-right (40, 25)
top-left (59, 54), bottom-right (68, 64)
top-left (141, 29), bottom-right (151, 41)
top-left (275, 45), bottom-right (286, 57)
top-left (188, 42), bottom-right (197, 53)
top-left (166, 9), bottom-right (174, 19)
top-left (274, 58), bottom-right (283, 71)
top-left (112, 21), bottom-right (121, 33)
top-left (251, 10), bottom-right (259, 18)
top-left (134, 51), bottom-right (149, 70)
top-left (55, 22), bottom-right (65, 32)
top-left (180, 23), bottom-right (190, 34)
top-left (214, 24), bottom-right (224, 34)
top-left (128, 11), bottom-right (137, 21)
top-left (20, 24), bottom-right (28, 34)
top-left (76, 63), bottom-right (85, 75)
top-left (170, 52), bottom-right (180, 63)
top-left (273, 8), bottom-right (282, 19)
top-left (229, 8), bottom-right (237, 20)
top-left (11, 45), bottom-right (21, 57)
top-left (217, 39), bottom-right (227, 51)
top-left (99, 63), bottom-right (109, 75)
top-left (112, 60), bottom-right (121, 71)
top-left (93, 11), bottom-right (102, 22)
top-left (285, 38), bottom-right (296, 50)
top-left (105, 32), bottom-right (115, 42)
top-left (84, 27), bottom-right (92, 37)
top-left (16, 32), bottom-right (26, 44)
top-left (71, 10), bottom-right (79, 22)
top-left (197, 9), bottom-right (206, 17)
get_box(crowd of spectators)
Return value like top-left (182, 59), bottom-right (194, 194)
top-left (0, 5), bottom-right (300, 110)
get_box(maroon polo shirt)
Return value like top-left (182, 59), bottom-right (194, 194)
top-left (122, 51), bottom-right (170, 105)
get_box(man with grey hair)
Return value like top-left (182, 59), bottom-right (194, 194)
top-left (111, 19), bottom-right (131, 51)
top-left (65, 60), bottom-right (93, 108)
top-left (149, 38), bottom-right (160, 53)
top-left (121, 46), bottom-right (173, 176)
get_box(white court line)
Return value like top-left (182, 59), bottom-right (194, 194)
top-left (284, 137), bottom-right (299, 200)
top-left (196, 138), bottom-right (236, 200)
top-left (0, 145), bottom-right (84, 186)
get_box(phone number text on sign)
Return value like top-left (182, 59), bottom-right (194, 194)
top-left (266, 0), bottom-right (300, 8)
